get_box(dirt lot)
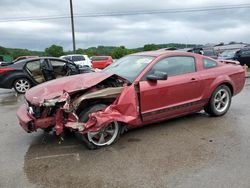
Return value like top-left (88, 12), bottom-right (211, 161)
top-left (0, 79), bottom-right (250, 188)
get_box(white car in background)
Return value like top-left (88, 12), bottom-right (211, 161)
top-left (60, 54), bottom-right (92, 68)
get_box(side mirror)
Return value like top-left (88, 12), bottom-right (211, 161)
top-left (146, 71), bottom-right (168, 81)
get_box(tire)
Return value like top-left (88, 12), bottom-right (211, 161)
top-left (13, 78), bottom-right (31, 94)
top-left (77, 104), bottom-right (122, 149)
top-left (204, 85), bottom-right (232, 116)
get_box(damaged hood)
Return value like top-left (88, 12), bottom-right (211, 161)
top-left (25, 72), bottom-right (115, 105)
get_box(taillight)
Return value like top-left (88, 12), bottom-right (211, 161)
top-left (0, 68), bottom-right (13, 74)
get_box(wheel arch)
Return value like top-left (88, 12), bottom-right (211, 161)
top-left (207, 76), bottom-right (235, 99)
top-left (12, 75), bottom-right (34, 87)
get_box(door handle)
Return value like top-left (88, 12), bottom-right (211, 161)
top-left (191, 78), bottom-right (197, 81)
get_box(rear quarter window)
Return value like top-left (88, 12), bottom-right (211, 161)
top-left (203, 58), bottom-right (217, 69)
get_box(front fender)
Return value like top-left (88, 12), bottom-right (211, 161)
top-left (66, 85), bottom-right (140, 133)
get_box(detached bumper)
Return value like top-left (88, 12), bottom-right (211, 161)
top-left (17, 104), bottom-right (34, 132)
top-left (17, 104), bottom-right (60, 133)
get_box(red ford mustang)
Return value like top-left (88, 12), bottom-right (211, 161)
top-left (17, 51), bottom-right (246, 149)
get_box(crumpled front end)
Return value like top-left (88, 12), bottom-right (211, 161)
top-left (65, 84), bottom-right (140, 133)
top-left (17, 74), bottom-right (139, 136)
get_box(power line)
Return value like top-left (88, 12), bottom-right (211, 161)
top-left (0, 3), bottom-right (250, 22)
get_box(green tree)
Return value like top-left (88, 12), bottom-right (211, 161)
top-left (45, 44), bottom-right (64, 57)
top-left (11, 49), bottom-right (33, 59)
top-left (111, 46), bottom-right (129, 59)
top-left (84, 48), bottom-right (96, 57)
top-left (0, 46), bottom-right (10, 55)
top-left (75, 48), bottom-right (84, 54)
top-left (143, 44), bottom-right (157, 51)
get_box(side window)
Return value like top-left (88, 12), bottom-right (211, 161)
top-left (50, 60), bottom-right (66, 77)
top-left (26, 60), bottom-right (41, 72)
top-left (203, 58), bottom-right (217, 69)
top-left (145, 56), bottom-right (196, 78)
top-left (50, 60), bottom-right (66, 67)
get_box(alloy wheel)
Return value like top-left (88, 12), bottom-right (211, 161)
top-left (87, 122), bottom-right (119, 146)
top-left (15, 79), bottom-right (30, 93)
top-left (213, 88), bottom-right (230, 113)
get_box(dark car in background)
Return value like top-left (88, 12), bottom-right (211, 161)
top-left (0, 57), bottom-right (80, 93)
top-left (236, 48), bottom-right (250, 66)
top-left (176, 47), bottom-right (217, 59)
top-left (218, 48), bottom-right (250, 66)
top-left (91, 56), bottom-right (113, 69)
top-left (218, 49), bottom-right (240, 60)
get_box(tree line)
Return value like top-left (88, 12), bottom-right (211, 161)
top-left (0, 43), bottom-right (199, 60)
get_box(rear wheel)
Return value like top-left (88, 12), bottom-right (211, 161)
top-left (77, 104), bottom-right (122, 149)
top-left (204, 85), bottom-right (231, 116)
top-left (13, 78), bottom-right (31, 94)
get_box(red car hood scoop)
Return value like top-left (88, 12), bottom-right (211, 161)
top-left (25, 72), bottom-right (114, 105)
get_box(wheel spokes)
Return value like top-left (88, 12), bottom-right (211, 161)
top-left (87, 121), bottom-right (119, 146)
top-left (98, 133), bottom-right (105, 144)
top-left (88, 131), bottom-right (99, 137)
top-left (106, 129), bottom-right (115, 135)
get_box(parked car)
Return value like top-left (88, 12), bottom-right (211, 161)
top-left (60, 54), bottom-right (92, 68)
top-left (0, 57), bottom-right (81, 93)
top-left (17, 51), bottom-right (245, 149)
top-left (0, 61), bottom-right (6, 66)
top-left (91, 56), bottom-right (113, 69)
top-left (236, 48), bottom-right (250, 66)
top-left (218, 48), bottom-right (250, 66)
top-left (176, 47), bottom-right (217, 59)
top-left (218, 49), bottom-right (240, 60)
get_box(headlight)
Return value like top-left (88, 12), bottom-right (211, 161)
top-left (28, 107), bottom-right (34, 115)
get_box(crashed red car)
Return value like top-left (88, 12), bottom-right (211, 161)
top-left (17, 51), bottom-right (246, 149)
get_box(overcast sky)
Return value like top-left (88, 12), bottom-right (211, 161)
top-left (0, 0), bottom-right (249, 51)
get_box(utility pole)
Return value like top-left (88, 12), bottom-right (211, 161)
top-left (70, 0), bottom-right (76, 53)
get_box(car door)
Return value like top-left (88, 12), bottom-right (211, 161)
top-left (49, 59), bottom-right (68, 78)
top-left (139, 56), bottom-right (202, 122)
top-left (25, 60), bottom-right (45, 83)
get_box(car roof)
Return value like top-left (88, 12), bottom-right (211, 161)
top-left (132, 50), bottom-right (203, 58)
top-left (92, 55), bottom-right (112, 58)
top-left (61, 54), bottom-right (87, 57)
top-left (14, 57), bottom-right (68, 64)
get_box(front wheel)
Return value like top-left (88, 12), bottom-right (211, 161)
top-left (77, 104), bottom-right (122, 149)
top-left (13, 78), bottom-right (31, 94)
top-left (204, 85), bottom-right (232, 116)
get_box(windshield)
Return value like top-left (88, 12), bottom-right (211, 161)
top-left (103, 55), bottom-right (155, 82)
top-left (219, 50), bottom-right (238, 58)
